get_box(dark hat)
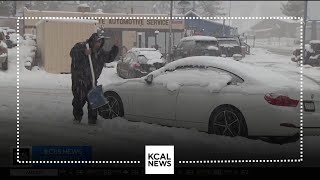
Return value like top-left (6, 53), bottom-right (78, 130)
top-left (88, 33), bottom-right (103, 42)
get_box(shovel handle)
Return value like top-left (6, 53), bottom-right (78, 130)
top-left (86, 43), bottom-right (96, 88)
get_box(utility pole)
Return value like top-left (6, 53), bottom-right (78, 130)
top-left (168, 0), bottom-right (173, 62)
top-left (302, 0), bottom-right (308, 65)
top-left (229, 0), bottom-right (231, 27)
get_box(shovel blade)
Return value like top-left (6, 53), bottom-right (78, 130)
top-left (87, 85), bottom-right (108, 109)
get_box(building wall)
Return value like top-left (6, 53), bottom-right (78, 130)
top-left (36, 20), bottom-right (97, 74)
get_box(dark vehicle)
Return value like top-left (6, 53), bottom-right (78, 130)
top-left (117, 48), bottom-right (166, 79)
top-left (216, 37), bottom-right (242, 58)
top-left (172, 36), bottom-right (221, 61)
top-left (292, 40), bottom-right (320, 67)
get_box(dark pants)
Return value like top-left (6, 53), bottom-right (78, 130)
top-left (72, 79), bottom-right (97, 122)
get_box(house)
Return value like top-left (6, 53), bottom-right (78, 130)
top-left (250, 19), bottom-right (300, 39)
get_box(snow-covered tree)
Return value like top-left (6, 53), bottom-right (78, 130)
top-left (151, 1), bottom-right (225, 16)
top-left (195, 1), bottom-right (225, 16)
top-left (152, 1), bottom-right (171, 14)
top-left (85, 1), bottom-right (125, 13)
top-left (0, 1), bottom-right (16, 16)
top-left (281, 1), bottom-right (304, 19)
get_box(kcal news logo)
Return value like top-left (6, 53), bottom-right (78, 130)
top-left (145, 146), bottom-right (174, 174)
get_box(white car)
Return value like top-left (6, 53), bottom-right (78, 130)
top-left (99, 56), bottom-right (320, 142)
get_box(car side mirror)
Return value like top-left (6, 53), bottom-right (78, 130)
top-left (145, 74), bottom-right (153, 84)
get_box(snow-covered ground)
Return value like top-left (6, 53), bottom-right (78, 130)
top-left (1, 43), bottom-right (320, 167)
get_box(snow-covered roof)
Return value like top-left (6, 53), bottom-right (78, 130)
top-left (181, 36), bottom-right (217, 41)
top-left (36, 19), bottom-right (98, 26)
top-left (78, 4), bottom-right (90, 8)
top-left (310, 40), bottom-right (320, 44)
top-left (149, 56), bottom-right (299, 88)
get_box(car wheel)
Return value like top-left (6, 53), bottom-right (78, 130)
top-left (98, 92), bottom-right (124, 119)
top-left (209, 105), bottom-right (248, 137)
top-left (2, 58), bottom-right (8, 71)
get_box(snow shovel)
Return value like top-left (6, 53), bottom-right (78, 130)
top-left (86, 43), bottom-right (109, 109)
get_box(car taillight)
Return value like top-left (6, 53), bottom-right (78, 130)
top-left (264, 93), bottom-right (299, 107)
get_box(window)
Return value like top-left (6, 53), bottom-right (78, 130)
top-left (165, 65), bottom-right (244, 85)
top-left (195, 41), bottom-right (218, 48)
top-left (207, 67), bottom-right (244, 84)
top-left (181, 40), bottom-right (194, 50)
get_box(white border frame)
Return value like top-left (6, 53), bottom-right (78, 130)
top-left (16, 16), bottom-right (303, 164)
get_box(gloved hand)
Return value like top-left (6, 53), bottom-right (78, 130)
top-left (111, 45), bottom-right (119, 56)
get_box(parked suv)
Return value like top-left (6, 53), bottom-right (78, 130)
top-left (172, 36), bottom-right (221, 61)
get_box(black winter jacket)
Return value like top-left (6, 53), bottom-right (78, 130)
top-left (70, 37), bottom-right (119, 87)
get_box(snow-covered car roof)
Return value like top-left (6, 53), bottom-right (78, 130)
top-left (180, 36), bottom-right (217, 42)
top-left (131, 48), bottom-right (164, 62)
top-left (149, 56), bottom-right (302, 89)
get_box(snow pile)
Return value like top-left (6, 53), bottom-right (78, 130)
top-left (98, 117), bottom-right (298, 159)
top-left (24, 34), bottom-right (36, 40)
top-left (153, 69), bottom-right (232, 92)
top-left (8, 33), bottom-right (23, 45)
top-left (21, 39), bottom-right (36, 46)
top-left (20, 40), bottom-right (36, 65)
top-left (0, 53), bottom-right (7, 58)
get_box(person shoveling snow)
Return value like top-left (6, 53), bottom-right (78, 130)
top-left (70, 33), bottom-right (119, 125)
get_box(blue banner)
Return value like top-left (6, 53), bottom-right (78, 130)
top-left (31, 146), bottom-right (92, 168)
